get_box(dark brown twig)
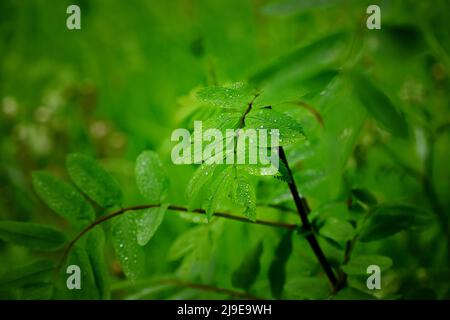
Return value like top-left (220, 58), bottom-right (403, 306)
top-left (279, 147), bottom-right (339, 291)
top-left (58, 204), bottom-right (298, 270)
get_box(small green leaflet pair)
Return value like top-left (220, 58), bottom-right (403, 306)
top-left (111, 151), bottom-right (169, 279)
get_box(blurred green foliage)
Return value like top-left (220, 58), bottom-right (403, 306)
top-left (0, 0), bottom-right (449, 300)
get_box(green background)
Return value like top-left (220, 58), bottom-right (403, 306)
top-left (0, 0), bottom-right (449, 299)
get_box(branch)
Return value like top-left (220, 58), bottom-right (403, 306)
top-left (58, 203), bottom-right (298, 269)
top-left (278, 147), bottom-right (339, 291)
top-left (336, 234), bottom-right (358, 289)
top-left (238, 93), bottom-right (259, 129)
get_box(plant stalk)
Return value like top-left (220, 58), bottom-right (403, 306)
top-left (58, 203), bottom-right (298, 270)
top-left (279, 147), bottom-right (339, 290)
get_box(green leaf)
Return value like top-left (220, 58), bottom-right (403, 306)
top-left (284, 277), bottom-right (330, 299)
top-left (32, 171), bottom-right (95, 227)
top-left (231, 241), bottom-right (263, 291)
top-left (319, 217), bottom-right (355, 242)
top-left (359, 204), bottom-right (425, 242)
top-left (168, 226), bottom-right (206, 261)
top-left (180, 113), bottom-right (240, 164)
top-left (135, 151), bottom-right (169, 203)
top-left (197, 82), bottom-right (254, 110)
top-left (186, 164), bottom-right (220, 210)
top-left (202, 112), bottom-right (242, 132)
top-left (0, 260), bottom-right (55, 289)
top-left (111, 215), bottom-right (146, 280)
top-left (66, 153), bottom-right (122, 208)
top-left (19, 283), bottom-right (54, 300)
top-left (268, 231), bottom-right (293, 299)
top-left (274, 160), bottom-right (292, 183)
top-left (261, 0), bottom-right (345, 17)
top-left (134, 204), bottom-right (169, 246)
top-left (352, 72), bottom-right (409, 139)
top-left (245, 108), bottom-right (305, 146)
top-left (65, 241), bottom-right (101, 299)
top-left (85, 228), bottom-right (110, 299)
top-left (352, 188), bottom-right (377, 207)
top-left (204, 166), bottom-right (234, 219)
top-left (332, 287), bottom-right (376, 300)
top-left (342, 255), bottom-right (393, 275)
top-left (249, 32), bottom-right (347, 86)
top-left (134, 152), bottom-right (170, 246)
top-left (187, 164), bottom-right (233, 219)
top-left (0, 221), bottom-right (66, 251)
top-left (232, 174), bottom-right (256, 221)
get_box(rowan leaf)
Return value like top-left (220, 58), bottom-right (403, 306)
top-left (134, 204), bottom-right (169, 246)
top-left (197, 82), bottom-right (254, 110)
top-left (85, 228), bottom-right (110, 299)
top-left (245, 108), bottom-right (305, 146)
top-left (135, 151), bottom-right (169, 203)
top-left (232, 174), bottom-right (256, 221)
top-left (250, 32), bottom-right (347, 85)
top-left (32, 171), bottom-right (95, 227)
top-left (268, 231), bottom-right (293, 298)
top-left (352, 72), bottom-right (409, 138)
top-left (66, 153), bottom-right (122, 208)
top-left (284, 277), bottom-right (330, 299)
top-left (359, 204), bottom-right (426, 242)
top-left (231, 241), bottom-right (264, 291)
top-left (342, 255), bottom-right (393, 275)
top-left (111, 215), bottom-right (146, 280)
top-left (0, 260), bottom-right (55, 289)
top-left (319, 217), bottom-right (355, 242)
top-left (0, 221), bottom-right (66, 251)
top-left (352, 188), bottom-right (378, 207)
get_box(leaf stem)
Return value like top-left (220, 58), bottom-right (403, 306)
top-left (278, 147), bottom-right (339, 291)
top-left (238, 93), bottom-right (259, 129)
top-left (58, 204), bottom-right (298, 270)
